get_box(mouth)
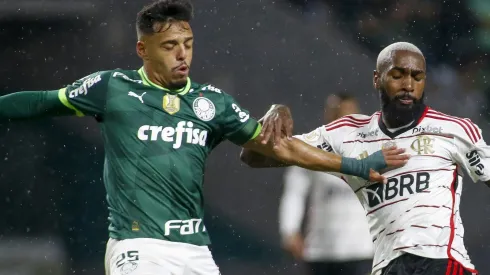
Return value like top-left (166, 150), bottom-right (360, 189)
top-left (174, 64), bottom-right (189, 75)
top-left (397, 96), bottom-right (414, 105)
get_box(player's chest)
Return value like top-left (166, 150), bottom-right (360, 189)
top-left (105, 85), bottom-right (222, 146)
top-left (340, 131), bottom-right (455, 168)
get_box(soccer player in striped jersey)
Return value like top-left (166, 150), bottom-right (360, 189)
top-left (0, 1), bottom-right (411, 274)
top-left (241, 42), bottom-right (489, 275)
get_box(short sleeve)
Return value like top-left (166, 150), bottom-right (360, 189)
top-left (451, 123), bottom-right (490, 183)
top-left (220, 93), bottom-right (260, 145)
top-left (294, 126), bottom-right (337, 153)
top-left (294, 126), bottom-right (344, 179)
top-left (58, 71), bottom-right (111, 118)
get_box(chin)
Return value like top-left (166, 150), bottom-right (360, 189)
top-left (168, 80), bottom-right (187, 90)
top-left (396, 103), bottom-right (414, 110)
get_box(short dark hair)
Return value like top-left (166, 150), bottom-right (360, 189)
top-left (136, 0), bottom-right (194, 37)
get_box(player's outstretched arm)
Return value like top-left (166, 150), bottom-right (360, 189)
top-left (242, 134), bottom-right (409, 182)
top-left (0, 71), bottom-right (109, 120)
top-left (0, 90), bottom-right (73, 120)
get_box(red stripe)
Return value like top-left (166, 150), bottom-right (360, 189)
top-left (325, 117), bottom-right (371, 128)
top-left (464, 118), bottom-right (481, 140)
top-left (411, 225), bottom-right (427, 228)
top-left (342, 114), bottom-right (377, 122)
top-left (326, 119), bottom-right (369, 128)
top-left (343, 132), bottom-right (453, 144)
top-left (426, 114), bottom-right (475, 143)
top-left (447, 169), bottom-right (457, 261)
top-left (418, 106), bottom-right (429, 124)
top-left (446, 259), bottom-right (453, 275)
top-left (426, 110), bottom-right (478, 143)
top-left (459, 264), bottom-right (464, 275)
top-left (388, 167), bottom-right (453, 179)
top-left (386, 229), bottom-right (405, 236)
top-left (453, 261), bottom-right (459, 275)
top-left (414, 205), bottom-right (440, 208)
top-left (366, 198), bottom-right (409, 215)
top-left (325, 122), bottom-right (370, 131)
top-left (429, 109), bottom-right (481, 142)
top-left (325, 112), bottom-right (380, 128)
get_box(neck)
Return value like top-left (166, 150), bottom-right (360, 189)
top-left (382, 115), bottom-right (410, 129)
top-left (143, 63), bottom-right (170, 89)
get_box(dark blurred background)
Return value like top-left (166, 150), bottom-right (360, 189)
top-left (0, 0), bottom-right (489, 274)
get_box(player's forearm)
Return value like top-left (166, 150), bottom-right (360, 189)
top-left (273, 138), bottom-right (343, 172)
top-left (240, 148), bottom-right (289, 168)
top-left (0, 90), bottom-right (72, 119)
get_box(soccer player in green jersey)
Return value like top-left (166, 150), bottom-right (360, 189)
top-left (0, 1), bottom-right (409, 274)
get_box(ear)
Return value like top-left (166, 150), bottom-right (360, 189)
top-left (136, 41), bottom-right (148, 60)
top-left (373, 70), bottom-right (380, 90)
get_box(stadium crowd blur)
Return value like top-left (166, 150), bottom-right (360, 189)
top-left (0, 0), bottom-right (489, 274)
top-left (293, 0), bottom-right (490, 121)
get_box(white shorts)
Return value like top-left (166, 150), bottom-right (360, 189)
top-left (104, 238), bottom-right (221, 275)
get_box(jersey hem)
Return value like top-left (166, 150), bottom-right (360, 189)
top-left (108, 232), bottom-right (212, 247)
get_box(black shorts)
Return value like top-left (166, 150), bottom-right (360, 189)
top-left (306, 259), bottom-right (372, 275)
top-left (381, 253), bottom-right (476, 275)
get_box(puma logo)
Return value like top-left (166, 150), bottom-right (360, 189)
top-left (128, 91), bottom-right (146, 103)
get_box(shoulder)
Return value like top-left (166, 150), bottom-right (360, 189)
top-left (424, 108), bottom-right (482, 144)
top-left (108, 69), bottom-right (144, 84)
top-left (323, 112), bottom-right (381, 136)
top-left (190, 81), bottom-right (238, 106)
top-left (296, 112), bottom-right (380, 149)
top-left (190, 82), bottom-right (224, 94)
top-left (191, 81), bottom-right (231, 99)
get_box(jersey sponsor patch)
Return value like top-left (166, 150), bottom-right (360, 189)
top-left (466, 150), bottom-right (485, 176)
top-left (164, 218), bottom-right (206, 236)
top-left (365, 172), bottom-right (430, 208)
top-left (231, 103), bottom-right (250, 123)
top-left (193, 97), bottom-right (216, 121)
top-left (162, 94), bottom-right (180, 115)
top-left (137, 121), bottom-right (208, 149)
top-left (304, 128), bottom-right (321, 142)
top-left (68, 74), bottom-right (102, 98)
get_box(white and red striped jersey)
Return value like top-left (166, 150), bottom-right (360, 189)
top-left (295, 106), bottom-right (489, 275)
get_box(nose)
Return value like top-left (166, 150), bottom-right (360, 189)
top-left (176, 45), bottom-right (187, 61)
top-left (402, 75), bottom-right (414, 93)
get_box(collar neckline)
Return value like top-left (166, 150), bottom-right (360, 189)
top-left (378, 105), bottom-right (428, 139)
top-left (138, 67), bottom-right (191, 95)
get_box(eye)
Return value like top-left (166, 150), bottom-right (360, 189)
top-left (161, 43), bottom-right (174, 50)
top-left (414, 74), bottom-right (425, 82)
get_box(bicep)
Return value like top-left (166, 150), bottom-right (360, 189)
top-left (61, 71), bottom-right (110, 118)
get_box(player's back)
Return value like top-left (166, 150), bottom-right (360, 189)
top-left (62, 68), bottom-right (260, 246)
top-left (295, 108), bottom-right (482, 274)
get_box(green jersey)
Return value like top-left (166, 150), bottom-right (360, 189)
top-left (58, 68), bottom-right (260, 246)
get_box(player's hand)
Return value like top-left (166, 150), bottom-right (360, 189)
top-left (260, 104), bottom-right (293, 147)
top-left (283, 233), bottom-right (304, 260)
top-left (369, 146), bottom-right (410, 184)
